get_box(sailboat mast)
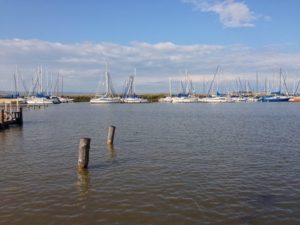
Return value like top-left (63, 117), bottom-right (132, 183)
top-left (15, 65), bottom-right (19, 96)
top-left (133, 68), bottom-right (136, 94)
top-left (41, 65), bottom-right (43, 94)
top-left (61, 74), bottom-right (64, 96)
top-left (256, 71), bottom-right (258, 94)
top-left (168, 78), bottom-right (172, 97)
top-left (207, 65), bottom-right (219, 96)
top-left (46, 69), bottom-right (49, 96)
top-left (279, 68), bottom-right (282, 93)
top-left (105, 62), bottom-right (109, 95)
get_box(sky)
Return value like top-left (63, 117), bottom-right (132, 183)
top-left (0, 0), bottom-right (300, 93)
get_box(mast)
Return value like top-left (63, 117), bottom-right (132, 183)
top-left (133, 68), bottom-right (137, 94)
top-left (185, 70), bottom-right (189, 94)
top-left (46, 69), bottom-right (49, 96)
top-left (279, 68), bottom-right (282, 93)
top-left (264, 77), bottom-right (268, 94)
top-left (202, 77), bottom-right (206, 95)
top-left (106, 72), bottom-right (109, 96)
top-left (41, 65), bottom-right (43, 94)
top-left (168, 78), bottom-right (172, 97)
top-left (256, 71), bottom-right (258, 94)
top-left (294, 80), bottom-right (300, 96)
top-left (61, 74), bottom-right (64, 96)
top-left (15, 65), bottom-right (19, 96)
top-left (207, 65), bottom-right (220, 96)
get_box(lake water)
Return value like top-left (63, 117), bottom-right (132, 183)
top-left (0, 103), bottom-right (299, 225)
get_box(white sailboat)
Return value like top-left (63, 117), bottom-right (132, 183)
top-left (122, 69), bottom-right (148, 103)
top-left (159, 78), bottom-right (173, 103)
top-left (199, 66), bottom-right (233, 103)
top-left (27, 65), bottom-right (54, 105)
top-left (90, 65), bottom-right (121, 104)
top-left (172, 71), bottom-right (199, 103)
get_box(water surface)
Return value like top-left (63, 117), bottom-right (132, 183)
top-left (0, 103), bottom-right (299, 224)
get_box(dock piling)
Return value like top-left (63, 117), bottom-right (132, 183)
top-left (18, 107), bottom-right (23, 125)
top-left (78, 138), bottom-right (91, 170)
top-left (1, 109), bottom-right (4, 124)
top-left (107, 126), bottom-right (116, 145)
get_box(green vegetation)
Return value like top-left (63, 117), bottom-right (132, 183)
top-left (141, 93), bottom-right (165, 102)
top-left (65, 93), bottom-right (166, 103)
top-left (66, 95), bottom-right (93, 102)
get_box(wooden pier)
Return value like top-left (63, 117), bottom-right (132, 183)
top-left (0, 104), bottom-right (23, 130)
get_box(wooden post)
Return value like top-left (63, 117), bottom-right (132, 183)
top-left (107, 126), bottom-right (116, 145)
top-left (78, 138), bottom-right (91, 170)
top-left (1, 109), bottom-right (4, 124)
top-left (19, 107), bottom-right (23, 125)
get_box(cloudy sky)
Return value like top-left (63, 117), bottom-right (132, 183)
top-left (1, 0), bottom-right (300, 93)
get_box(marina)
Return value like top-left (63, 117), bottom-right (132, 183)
top-left (1, 1), bottom-right (300, 224)
top-left (0, 103), bottom-right (299, 224)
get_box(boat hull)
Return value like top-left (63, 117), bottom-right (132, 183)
top-left (199, 97), bottom-right (234, 103)
top-left (90, 97), bottom-right (121, 104)
top-left (123, 97), bottom-right (148, 103)
top-left (172, 97), bottom-right (198, 103)
top-left (259, 96), bottom-right (290, 102)
top-left (26, 97), bottom-right (53, 105)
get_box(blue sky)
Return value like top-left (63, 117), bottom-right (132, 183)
top-left (1, 0), bottom-right (300, 93)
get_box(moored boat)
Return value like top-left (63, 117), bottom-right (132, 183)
top-left (91, 96), bottom-right (121, 104)
top-left (26, 96), bottom-right (53, 105)
top-left (172, 94), bottom-right (198, 103)
top-left (258, 95), bottom-right (290, 102)
top-left (90, 65), bottom-right (122, 104)
top-left (122, 70), bottom-right (148, 103)
top-left (199, 96), bottom-right (234, 103)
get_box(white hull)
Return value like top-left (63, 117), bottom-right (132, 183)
top-left (27, 97), bottom-right (53, 105)
top-left (58, 97), bottom-right (74, 103)
top-left (90, 97), bottom-right (121, 104)
top-left (123, 97), bottom-right (148, 103)
top-left (231, 97), bottom-right (247, 102)
top-left (172, 97), bottom-right (198, 103)
top-left (158, 97), bottom-right (173, 103)
top-left (199, 97), bottom-right (234, 103)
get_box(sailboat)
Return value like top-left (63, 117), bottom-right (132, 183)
top-left (199, 66), bottom-right (233, 103)
top-left (172, 71), bottom-right (198, 103)
top-left (159, 78), bottom-right (173, 103)
top-left (27, 65), bottom-right (54, 105)
top-left (90, 65), bottom-right (121, 104)
top-left (258, 69), bottom-right (290, 102)
top-left (122, 69), bottom-right (148, 103)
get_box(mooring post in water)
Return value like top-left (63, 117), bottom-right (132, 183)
top-left (1, 109), bottom-right (4, 124)
top-left (19, 107), bottom-right (23, 125)
top-left (78, 138), bottom-right (91, 170)
top-left (107, 126), bottom-right (116, 145)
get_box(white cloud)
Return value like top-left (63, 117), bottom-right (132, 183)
top-left (0, 39), bottom-right (300, 93)
top-left (182, 0), bottom-right (260, 28)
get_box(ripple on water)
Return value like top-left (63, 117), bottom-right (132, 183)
top-left (0, 103), bottom-right (300, 224)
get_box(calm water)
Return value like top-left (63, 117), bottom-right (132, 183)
top-left (0, 103), bottom-right (299, 225)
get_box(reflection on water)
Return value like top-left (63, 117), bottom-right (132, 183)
top-left (77, 169), bottom-right (90, 197)
top-left (0, 103), bottom-right (300, 225)
top-left (107, 144), bottom-right (117, 160)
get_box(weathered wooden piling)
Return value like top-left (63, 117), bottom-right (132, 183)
top-left (78, 138), bottom-right (91, 170)
top-left (1, 109), bottom-right (4, 124)
top-left (18, 107), bottom-right (23, 125)
top-left (107, 126), bottom-right (116, 145)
